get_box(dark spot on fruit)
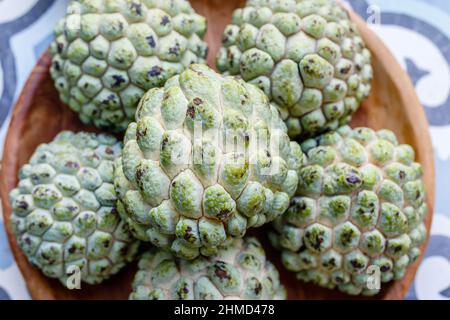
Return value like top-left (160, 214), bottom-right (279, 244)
top-left (119, 246), bottom-right (128, 256)
top-left (137, 126), bottom-right (148, 138)
top-left (340, 66), bottom-right (351, 74)
top-left (102, 94), bottom-right (117, 105)
top-left (148, 66), bottom-right (163, 77)
top-left (112, 75), bottom-right (126, 88)
top-left (193, 97), bottom-right (203, 105)
top-left (169, 43), bottom-right (180, 56)
top-left (291, 199), bottom-right (307, 212)
top-left (161, 16), bottom-right (170, 26)
top-left (306, 230), bottom-right (324, 251)
top-left (399, 171), bottom-right (406, 179)
top-left (41, 251), bottom-right (55, 264)
top-left (217, 209), bottom-right (231, 221)
top-left (17, 201), bottom-right (29, 211)
top-left (340, 229), bottom-right (355, 245)
top-left (186, 106), bottom-right (195, 119)
top-left (57, 43), bottom-right (64, 54)
top-left (346, 174), bottom-right (361, 185)
top-left (213, 261), bottom-right (231, 280)
top-left (254, 281), bottom-right (262, 295)
top-left (105, 147), bottom-right (114, 155)
top-left (136, 167), bottom-right (144, 181)
top-left (380, 265), bottom-right (390, 272)
top-left (53, 61), bottom-right (61, 71)
top-left (146, 35), bottom-right (156, 48)
top-left (130, 2), bottom-right (142, 15)
top-left (334, 276), bottom-right (344, 284)
top-left (350, 259), bottom-right (364, 269)
top-left (202, 47), bottom-right (209, 58)
top-left (183, 226), bottom-right (194, 241)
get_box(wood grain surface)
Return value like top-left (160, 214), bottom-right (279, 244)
top-left (0, 0), bottom-right (435, 300)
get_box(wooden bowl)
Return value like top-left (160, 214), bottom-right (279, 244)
top-left (0, 0), bottom-right (435, 300)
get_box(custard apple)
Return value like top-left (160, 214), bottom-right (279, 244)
top-left (50, 0), bottom-right (208, 132)
top-left (9, 131), bottom-right (139, 285)
top-left (114, 64), bottom-right (305, 260)
top-left (216, 0), bottom-right (372, 139)
top-left (270, 126), bottom-right (427, 295)
top-left (130, 237), bottom-right (287, 300)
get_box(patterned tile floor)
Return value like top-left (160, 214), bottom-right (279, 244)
top-left (0, 0), bottom-right (449, 300)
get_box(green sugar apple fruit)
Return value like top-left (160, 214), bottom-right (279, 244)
top-left (50, 0), bottom-right (208, 132)
top-left (130, 237), bottom-right (287, 300)
top-left (270, 126), bottom-right (428, 296)
top-left (114, 64), bottom-right (305, 260)
top-left (9, 131), bottom-right (139, 285)
top-left (216, 0), bottom-right (372, 139)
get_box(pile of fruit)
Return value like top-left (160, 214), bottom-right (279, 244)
top-left (9, 0), bottom-right (428, 299)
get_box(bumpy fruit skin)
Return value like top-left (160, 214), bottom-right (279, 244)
top-left (270, 126), bottom-right (427, 296)
top-left (115, 64), bottom-right (304, 260)
top-left (216, 0), bottom-right (372, 139)
top-left (50, 0), bottom-right (208, 132)
top-left (9, 131), bottom-right (139, 285)
top-left (130, 237), bottom-right (286, 300)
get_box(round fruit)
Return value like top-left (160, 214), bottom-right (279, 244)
top-left (9, 131), bottom-right (139, 285)
top-left (130, 237), bottom-right (286, 300)
top-left (216, 0), bottom-right (372, 139)
top-left (50, 0), bottom-right (208, 132)
top-left (114, 64), bottom-right (304, 260)
top-left (270, 126), bottom-right (428, 296)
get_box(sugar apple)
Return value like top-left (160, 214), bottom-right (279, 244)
top-left (114, 64), bottom-right (305, 260)
top-left (9, 131), bottom-right (139, 285)
top-left (130, 237), bottom-right (287, 300)
top-left (216, 0), bottom-right (373, 139)
top-left (269, 126), bottom-right (428, 296)
top-left (50, 0), bottom-right (208, 132)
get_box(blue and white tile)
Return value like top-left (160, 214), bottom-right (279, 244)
top-left (411, 214), bottom-right (450, 300)
top-left (0, 204), bottom-right (30, 300)
top-left (0, 0), bottom-right (40, 24)
top-left (0, 0), bottom-right (68, 147)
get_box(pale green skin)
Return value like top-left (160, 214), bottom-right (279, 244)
top-left (50, 0), bottom-right (208, 132)
top-left (270, 126), bottom-right (427, 296)
top-left (130, 237), bottom-right (287, 300)
top-left (216, 0), bottom-right (373, 139)
top-left (115, 64), bottom-right (305, 260)
top-left (9, 131), bottom-right (139, 285)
